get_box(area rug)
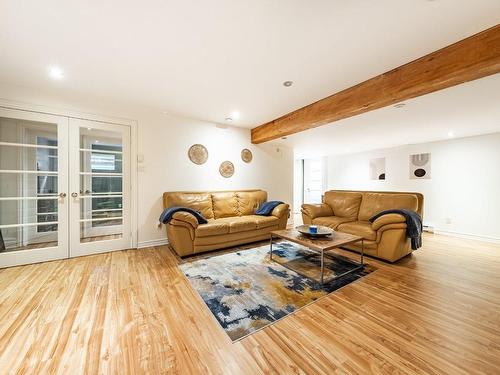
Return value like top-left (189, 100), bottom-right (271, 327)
top-left (180, 241), bottom-right (375, 341)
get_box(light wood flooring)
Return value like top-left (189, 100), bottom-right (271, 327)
top-left (0, 233), bottom-right (499, 374)
top-left (3, 234), bottom-right (122, 253)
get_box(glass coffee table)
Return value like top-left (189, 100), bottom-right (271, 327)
top-left (270, 228), bottom-right (364, 284)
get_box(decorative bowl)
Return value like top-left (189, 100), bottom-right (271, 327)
top-left (296, 225), bottom-right (333, 237)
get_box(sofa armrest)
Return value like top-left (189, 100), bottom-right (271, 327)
top-left (171, 211), bottom-right (199, 229)
top-left (301, 203), bottom-right (333, 219)
top-left (371, 214), bottom-right (406, 231)
top-left (271, 203), bottom-right (290, 219)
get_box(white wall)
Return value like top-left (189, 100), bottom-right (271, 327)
top-left (0, 83), bottom-right (294, 247)
top-left (136, 113), bottom-right (293, 245)
top-left (326, 133), bottom-right (500, 241)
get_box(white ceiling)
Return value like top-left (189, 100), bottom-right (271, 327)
top-left (276, 74), bottom-right (500, 158)
top-left (0, 0), bottom-right (499, 128)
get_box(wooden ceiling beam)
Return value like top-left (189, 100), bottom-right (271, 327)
top-left (251, 25), bottom-right (500, 144)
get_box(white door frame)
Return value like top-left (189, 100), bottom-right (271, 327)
top-left (0, 107), bottom-right (69, 268)
top-left (69, 118), bottom-right (131, 257)
top-left (0, 100), bottom-right (138, 267)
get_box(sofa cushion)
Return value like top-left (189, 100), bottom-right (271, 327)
top-left (212, 192), bottom-right (238, 219)
top-left (195, 220), bottom-right (229, 237)
top-left (198, 216), bottom-right (261, 236)
top-left (324, 191), bottom-right (362, 219)
top-left (237, 191), bottom-right (267, 215)
top-left (163, 192), bottom-right (214, 219)
top-left (312, 216), bottom-right (353, 229)
top-left (216, 216), bottom-right (258, 233)
top-left (337, 221), bottom-right (376, 241)
top-left (358, 193), bottom-right (419, 221)
top-left (246, 215), bottom-right (279, 229)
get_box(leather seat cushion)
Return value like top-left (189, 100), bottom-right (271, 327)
top-left (195, 220), bottom-right (230, 237)
top-left (337, 221), bottom-right (377, 241)
top-left (245, 215), bottom-right (279, 229)
top-left (217, 216), bottom-right (258, 233)
top-left (197, 216), bottom-right (262, 236)
top-left (323, 191), bottom-right (362, 219)
top-left (312, 216), bottom-right (353, 229)
top-left (358, 193), bottom-right (419, 221)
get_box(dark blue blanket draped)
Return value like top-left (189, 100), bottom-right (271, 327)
top-left (255, 201), bottom-right (283, 216)
top-left (159, 206), bottom-right (208, 224)
top-left (369, 209), bottom-right (423, 250)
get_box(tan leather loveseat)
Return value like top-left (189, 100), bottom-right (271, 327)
top-left (302, 190), bottom-right (423, 262)
top-left (163, 190), bottom-right (290, 257)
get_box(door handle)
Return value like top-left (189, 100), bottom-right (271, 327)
top-left (59, 192), bottom-right (67, 198)
top-left (71, 192), bottom-right (78, 198)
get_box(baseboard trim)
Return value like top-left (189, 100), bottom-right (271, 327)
top-left (434, 230), bottom-right (500, 244)
top-left (137, 238), bottom-right (169, 249)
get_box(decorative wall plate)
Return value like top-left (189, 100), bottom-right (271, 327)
top-left (410, 153), bottom-right (431, 179)
top-left (241, 148), bottom-right (253, 163)
top-left (219, 161), bottom-right (234, 178)
top-left (188, 144), bottom-right (208, 165)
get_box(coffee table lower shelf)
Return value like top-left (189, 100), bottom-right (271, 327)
top-left (269, 230), bottom-right (364, 284)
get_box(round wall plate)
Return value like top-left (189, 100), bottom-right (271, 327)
top-left (241, 148), bottom-right (253, 163)
top-left (219, 161), bottom-right (234, 178)
top-left (188, 144), bottom-right (208, 165)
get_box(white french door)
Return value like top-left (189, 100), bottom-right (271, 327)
top-left (303, 158), bottom-right (327, 204)
top-left (0, 108), bottom-right (69, 267)
top-left (69, 119), bottom-right (131, 257)
top-left (0, 108), bottom-right (132, 268)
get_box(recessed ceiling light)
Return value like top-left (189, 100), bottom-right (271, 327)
top-left (283, 81), bottom-right (293, 87)
top-left (394, 103), bottom-right (406, 108)
top-left (231, 111), bottom-right (240, 120)
top-left (447, 131), bottom-right (455, 138)
top-left (48, 66), bottom-right (64, 80)
top-left (225, 117), bottom-right (233, 122)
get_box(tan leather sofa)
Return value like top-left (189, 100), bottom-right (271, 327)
top-left (163, 190), bottom-right (290, 257)
top-left (302, 190), bottom-right (423, 262)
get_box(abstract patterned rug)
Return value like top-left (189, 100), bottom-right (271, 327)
top-left (180, 241), bottom-right (375, 341)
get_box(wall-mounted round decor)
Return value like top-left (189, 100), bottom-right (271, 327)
top-left (188, 144), bottom-right (208, 165)
top-left (219, 161), bottom-right (234, 178)
top-left (414, 168), bottom-right (426, 178)
top-left (241, 148), bottom-right (253, 163)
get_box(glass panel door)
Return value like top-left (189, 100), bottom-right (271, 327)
top-left (0, 107), bottom-right (68, 268)
top-left (303, 158), bottom-right (326, 204)
top-left (69, 119), bottom-right (130, 256)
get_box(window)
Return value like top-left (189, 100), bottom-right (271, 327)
top-left (91, 153), bottom-right (116, 171)
top-left (36, 137), bottom-right (58, 232)
top-left (90, 143), bottom-right (122, 227)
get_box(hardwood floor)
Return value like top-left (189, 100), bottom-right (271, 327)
top-left (0, 233), bottom-right (499, 374)
top-left (3, 233), bottom-right (122, 253)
